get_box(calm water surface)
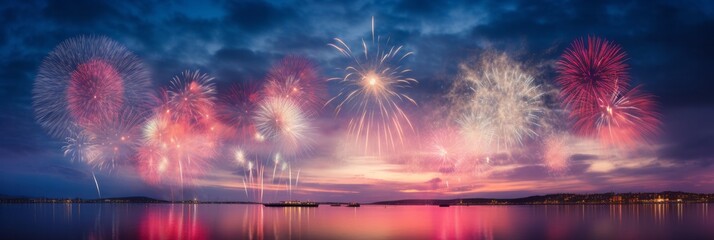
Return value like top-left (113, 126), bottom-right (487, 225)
top-left (1, 203), bottom-right (712, 239)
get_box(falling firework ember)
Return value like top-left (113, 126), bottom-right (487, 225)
top-left (573, 85), bottom-right (660, 146)
top-left (33, 35), bottom-right (152, 139)
top-left (264, 56), bottom-right (325, 113)
top-left (453, 53), bottom-right (545, 152)
top-left (253, 97), bottom-right (312, 155)
top-left (556, 37), bottom-right (629, 110)
top-left (328, 17), bottom-right (417, 154)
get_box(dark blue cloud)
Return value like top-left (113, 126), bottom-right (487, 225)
top-left (225, 1), bottom-right (294, 33)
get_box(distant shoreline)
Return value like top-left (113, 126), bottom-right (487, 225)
top-left (1, 191), bottom-right (712, 205)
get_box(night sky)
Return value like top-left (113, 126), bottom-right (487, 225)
top-left (1, 0), bottom-right (714, 202)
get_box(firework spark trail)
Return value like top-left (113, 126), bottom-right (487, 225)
top-left (259, 165), bottom-right (264, 203)
top-left (264, 56), bottom-right (325, 113)
top-left (92, 171), bottom-right (101, 199)
top-left (242, 177), bottom-right (249, 199)
top-left (328, 17), bottom-right (417, 154)
top-left (556, 36), bottom-right (629, 110)
top-left (232, 149), bottom-right (273, 203)
top-left (34, 35), bottom-right (152, 139)
top-left (452, 53), bottom-right (545, 152)
top-left (574, 85), bottom-right (660, 146)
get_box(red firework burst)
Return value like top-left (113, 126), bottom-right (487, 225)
top-left (572, 85), bottom-right (660, 146)
top-left (264, 56), bottom-right (325, 112)
top-left (67, 59), bottom-right (125, 129)
top-left (556, 37), bottom-right (629, 109)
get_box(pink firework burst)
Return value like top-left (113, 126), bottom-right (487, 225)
top-left (264, 56), bottom-right (325, 113)
top-left (573, 85), bottom-right (660, 146)
top-left (33, 36), bottom-right (152, 139)
top-left (556, 37), bottom-right (629, 110)
top-left (67, 59), bottom-right (124, 128)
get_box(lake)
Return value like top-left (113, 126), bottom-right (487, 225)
top-left (1, 203), bottom-right (712, 239)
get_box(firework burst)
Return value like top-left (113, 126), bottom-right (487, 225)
top-left (556, 37), bottom-right (629, 109)
top-left (264, 56), bottom-right (325, 112)
top-left (62, 125), bottom-right (99, 164)
top-left (67, 59), bottom-right (125, 128)
top-left (218, 83), bottom-right (262, 140)
top-left (573, 85), bottom-right (660, 146)
top-left (453, 53), bottom-right (545, 152)
top-left (168, 70), bottom-right (216, 124)
top-left (543, 134), bottom-right (571, 175)
top-left (328, 17), bottom-right (417, 154)
top-left (83, 108), bottom-right (146, 170)
top-left (33, 35), bottom-right (152, 138)
top-left (426, 126), bottom-right (465, 174)
top-left (253, 97), bottom-right (312, 155)
top-left (62, 108), bottom-right (146, 170)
